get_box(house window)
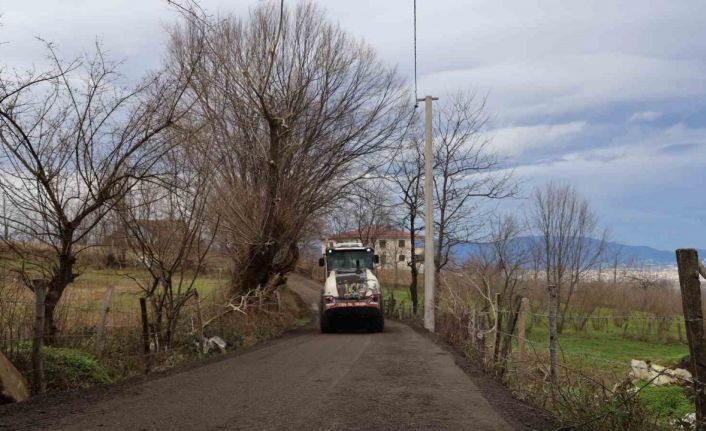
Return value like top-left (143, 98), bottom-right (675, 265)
top-left (398, 239), bottom-right (405, 248)
top-left (399, 254), bottom-right (405, 262)
top-left (379, 239), bottom-right (387, 248)
top-left (380, 254), bottom-right (387, 265)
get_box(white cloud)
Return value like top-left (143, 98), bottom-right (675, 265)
top-left (419, 53), bottom-right (706, 121)
top-left (4, 0), bottom-right (706, 249)
top-left (487, 121), bottom-right (587, 157)
top-left (629, 111), bottom-right (662, 122)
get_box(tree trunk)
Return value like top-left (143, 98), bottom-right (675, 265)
top-left (410, 267), bottom-right (418, 314)
top-left (236, 240), bottom-right (298, 293)
top-left (43, 253), bottom-right (76, 345)
top-left (234, 119), bottom-right (289, 294)
top-left (409, 219), bottom-right (418, 314)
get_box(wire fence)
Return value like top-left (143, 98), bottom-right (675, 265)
top-left (0, 282), bottom-right (288, 400)
top-left (382, 281), bottom-right (696, 430)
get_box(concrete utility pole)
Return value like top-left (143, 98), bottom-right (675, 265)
top-left (418, 95), bottom-right (438, 332)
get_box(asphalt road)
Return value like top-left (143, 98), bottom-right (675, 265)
top-left (0, 275), bottom-right (549, 431)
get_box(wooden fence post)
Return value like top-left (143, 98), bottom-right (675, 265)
top-left (468, 308), bottom-right (476, 345)
top-left (193, 291), bottom-right (205, 355)
top-left (676, 248), bottom-right (706, 430)
top-left (548, 284), bottom-right (559, 387)
top-left (518, 297), bottom-right (529, 362)
top-left (477, 311), bottom-right (486, 366)
top-left (492, 293), bottom-right (502, 364)
top-left (32, 279), bottom-right (47, 395)
top-left (499, 296), bottom-right (524, 377)
top-left (95, 286), bottom-right (115, 358)
top-left (139, 297), bottom-right (151, 373)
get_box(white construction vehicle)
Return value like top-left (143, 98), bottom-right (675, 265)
top-left (318, 242), bottom-right (384, 333)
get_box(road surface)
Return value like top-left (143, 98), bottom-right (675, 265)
top-left (0, 275), bottom-right (551, 430)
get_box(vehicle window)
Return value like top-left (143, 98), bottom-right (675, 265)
top-left (326, 250), bottom-right (374, 270)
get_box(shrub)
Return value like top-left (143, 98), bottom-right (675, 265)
top-left (11, 345), bottom-right (111, 392)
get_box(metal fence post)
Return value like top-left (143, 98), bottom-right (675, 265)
top-left (518, 297), bottom-right (529, 361)
top-left (193, 291), bottom-right (205, 355)
top-left (95, 286), bottom-right (115, 358)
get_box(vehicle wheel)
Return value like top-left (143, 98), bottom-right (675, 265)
top-left (320, 311), bottom-right (334, 333)
top-left (370, 316), bottom-right (384, 333)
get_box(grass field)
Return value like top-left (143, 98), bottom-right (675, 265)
top-left (526, 324), bottom-right (688, 370)
top-left (382, 283), bottom-right (688, 368)
top-left (58, 268), bottom-right (230, 310)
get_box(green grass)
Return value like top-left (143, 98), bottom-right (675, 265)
top-left (381, 284), bottom-right (420, 304)
top-left (521, 320), bottom-right (691, 424)
top-left (526, 324), bottom-right (688, 372)
top-left (637, 382), bottom-right (693, 420)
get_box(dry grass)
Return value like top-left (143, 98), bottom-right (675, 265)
top-left (0, 264), bottom-right (309, 397)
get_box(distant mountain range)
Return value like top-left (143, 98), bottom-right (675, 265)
top-left (454, 236), bottom-right (706, 267)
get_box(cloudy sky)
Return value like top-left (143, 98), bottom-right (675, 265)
top-left (2, 0), bottom-right (706, 250)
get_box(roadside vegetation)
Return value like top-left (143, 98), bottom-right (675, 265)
top-left (0, 256), bottom-right (309, 400)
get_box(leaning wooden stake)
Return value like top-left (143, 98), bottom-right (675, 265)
top-left (492, 293), bottom-right (502, 364)
top-left (676, 248), bottom-right (706, 431)
top-left (139, 297), bottom-right (151, 373)
top-left (32, 279), bottom-right (47, 395)
top-left (193, 291), bottom-right (205, 355)
top-left (548, 284), bottom-right (559, 387)
top-left (95, 286), bottom-right (115, 358)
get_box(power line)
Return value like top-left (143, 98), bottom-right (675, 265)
top-left (413, 0), bottom-right (419, 108)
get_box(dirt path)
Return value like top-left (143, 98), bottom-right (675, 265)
top-left (0, 275), bottom-right (553, 430)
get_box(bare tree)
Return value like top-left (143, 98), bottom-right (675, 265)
top-left (391, 136), bottom-right (425, 313)
top-left (117, 143), bottom-right (216, 350)
top-left (528, 182), bottom-right (607, 332)
top-left (169, 2), bottom-right (411, 293)
top-left (432, 92), bottom-right (515, 277)
top-left (352, 184), bottom-right (395, 247)
top-left (329, 181), bottom-right (394, 247)
top-left (478, 214), bottom-right (528, 307)
top-left (0, 43), bottom-right (196, 342)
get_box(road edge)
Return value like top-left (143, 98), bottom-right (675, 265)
top-left (406, 321), bottom-right (558, 431)
top-left (0, 282), bottom-right (315, 425)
